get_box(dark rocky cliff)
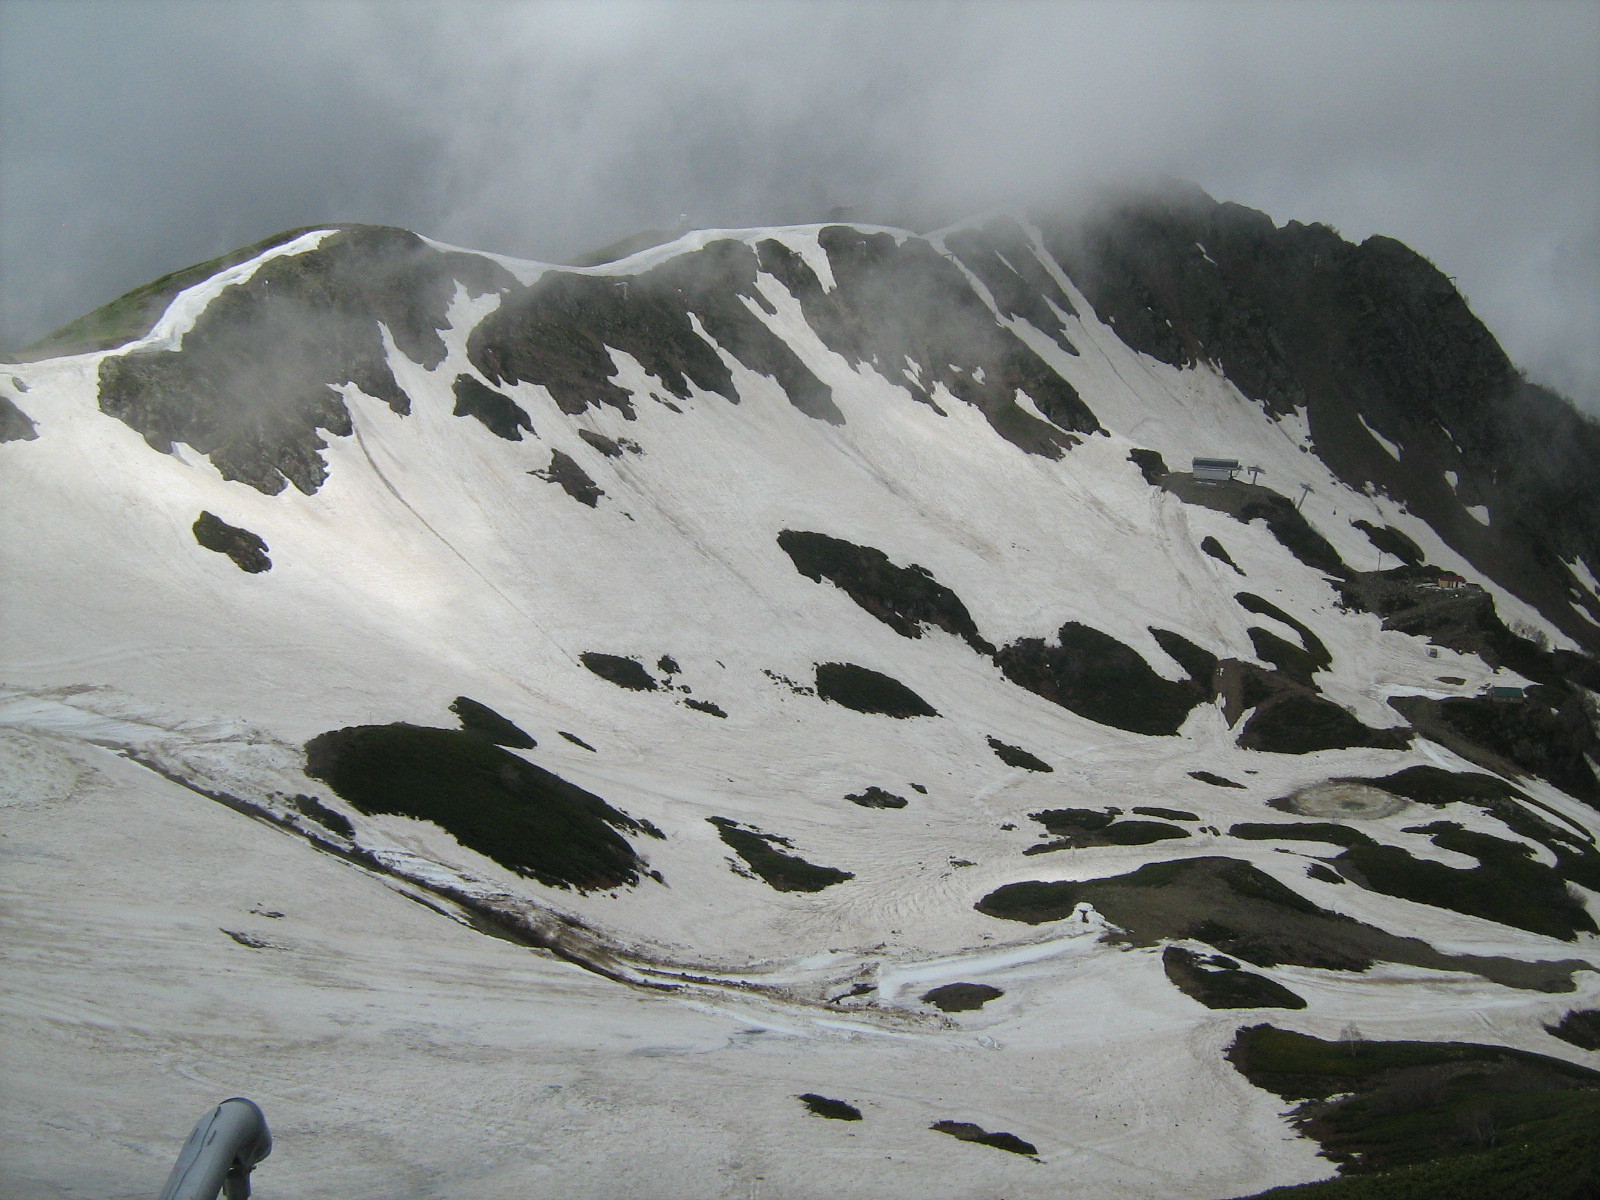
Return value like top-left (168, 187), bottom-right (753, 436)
top-left (1038, 181), bottom-right (1600, 653)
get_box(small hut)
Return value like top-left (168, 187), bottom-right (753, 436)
top-left (1192, 457), bottom-right (1241, 483)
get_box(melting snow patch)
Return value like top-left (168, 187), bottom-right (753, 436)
top-left (1466, 504), bottom-right (1491, 525)
top-left (1357, 414), bottom-right (1401, 461)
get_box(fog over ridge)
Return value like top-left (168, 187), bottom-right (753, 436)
top-left (1, 0), bottom-right (1596, 410)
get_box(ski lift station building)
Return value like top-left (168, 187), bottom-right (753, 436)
top-left (1193, 457), bottom-right (1242, 482)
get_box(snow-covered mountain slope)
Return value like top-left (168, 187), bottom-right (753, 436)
top-left (3, 185), bottom-right (1599, 1198)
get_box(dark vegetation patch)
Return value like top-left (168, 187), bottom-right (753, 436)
top-left (755, 228), bottom-right (1099, 453)
top-left (304, 723), bottom-right (656, 890)
top-left (1162, 945), bottom-right (1306, 1010)
top-left (995, 622), bottom-right (1207, 735)
top-left (25, 225), bottom-right (329, 359)
top-left (559, 731), bottom-right (597, 751)
top-left (580, 652), bottom-right (658, 691)
top-left (1150, 628), bottom-right (1221, 685)
top-left (777, 530), bottom-right (994, 653)
top-left (797, 1094), bottom-right (861, 1121)
top-left (449, 696), bottom-right (535, 748)
top-left (987, 736), bottom-right (1052, 772)
top-left (944, 216), bottom-right (1079, 349)
top-left (1352, 519), bottom-right (1425, 567)
top-left (1547, 1010), bottom-right (1600, 1052)
top-left (579, 428), bottom-right (619, 455)
top-left (1236, 593), bottom-right (1331, 670)
top-left (1239, 694), bottom-right (1411, 755)
top-left (1248, 627), bottom-right (1324, 685)
top-left (1202, 535), bottom-right (1244, 574)
top-left (1306, 863), bottom-right (1345, 885)
top-left (973, 857), bottom-right (1585, 991)
top-left (1192, 770), bottom-right (1247, 788)
top-left (921, 982), bottom-right (1004, 1012)
top-left (657, 655), bottom-right (680, 674)
top-left (1159, 475), bottom-right (1347, 576)
top-left (289, 793), bottom-right (354, 839)
top-left (470, 237), bottom-right (842, 424)
top-left (814, 662), bottom-right (938, 718)
top-left (911, 783), bottom-right (928, 794)
top-left (930, 1121), bottom-right (1038, 1157)
top-left (1227, 1024), bottom-right (1600, 1180)
top-left (763, 669), bottom-right (816, 696)
top-left (1134, 805), bottom-right (1198, 821)
top-left (1390, 692), bottom-right (1600, 806)
top-left (0, 394), bottom-right (38, 441)
top-left (1128, 447), bottom-right (1168, 484)
top-left (845, 786), bottom-right (908, 809)
top-left (708, 818), bottom-right (853, 892)
top-left (684, 697), bottom-right (727, 718)
top-left (192, 511), bottom-right (271, 573)
top-left (1231, 814), bottom-right (1596, 939)
top-left (1028, 808), bottom-right (1191, 849)
top-left (532, 449), bottom-right (604, 506)
top-left (222, 929), bottom-right (275, 949)
top-left (451, 374), bottom-right (533, 440)
top-left (97, 226), bottom-right (516, 494)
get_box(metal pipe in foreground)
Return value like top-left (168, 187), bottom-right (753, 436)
top-left (157, 1098), bottom-right (272, 1200)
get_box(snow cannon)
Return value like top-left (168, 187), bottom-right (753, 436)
top-left (157, 1098), bottom-right (271, 1200)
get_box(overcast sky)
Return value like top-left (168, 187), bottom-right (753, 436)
top-left (2, 0), bottom-right (1596, 409)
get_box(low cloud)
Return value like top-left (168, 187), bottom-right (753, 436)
top-left (2, 0), bottom-right (1595, 408)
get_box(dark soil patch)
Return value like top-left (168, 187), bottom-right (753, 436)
top-left (1032, 807), bottom-right (1119, 833)
top-left (1352, 519), bottom-right (1425, 567)
top-left (922, 982), bottom-right (1005, 1012)
top-left (1236, 593), bottom-right (1332, 668)
top-left (987, 736), bottom-right (1052, 772)
top-left (0, 394), bottom-right (37, 441)
top-left (578, 428), bottom-right (628, 457)
top-left (1202, 535), bottom-right (1244, 574)
top-left (777, 530), bottom-right (994, 653)
top-left (451, 374), bottom-right (533, 440)
top-left (1248, 627), bottom-right (1323, 685)
top-left (532, 449), bottom-right (604, 506)
top-left (1129, 447), bottom-right (1168, 484)
top-left (1192, 770), bottom-right (1247, 788)
top-left (192, 511), bottom-right (271, 573)
top-left (974, 856), bottom-right (1585, 990)
top-left (845, 786), bottom-right (908, 809)
top-left (1227, 1024), bottom-right (1600, 1177)
top-left (559, 731), bottom-right (596, 751)
top-left (1162, 945), bottom-right (1306, 1010)
top-left (814, 662), bottom-right (938, 718)
top-left (1149, 628), bottom-right (1221, 685)
top-left (1026, 815), bottom-right (1190, 852)
top-left (1547, 1010), bottom-right (1600, 1051)
top-left (1392, 693), bottom-right (1600, 805)
top-left (996, 621), bottom-right (1207, 735)
top-left (450, 696), bottom-right (535, 748)
top-left (684, 697), bottom-right (727, 718)
top-left (1235, 814), bottom-right (1594, 940)
top-left (930, 1121), bottom-right (1037, 1157)
top-left (1239, 693), bottom-right (1411, 754)
top-left (1306, 863), bottom-right (1344, 884)
top-left (580, 652), bottom-right (658, 691)
top-left (709, 817), bottom-right (853, 892)
top-left (1134, 805), bottom-right (1198, 821)
top-left (1160, 475), bottom-right (1347, 577)
top-left (289, 793), bottom-right (354, 838)
top-left (304, 723), bottom-right (656, 890)
top-left (222, 929), bottom-right (275, 949)
top-left (798, 1094), bottom-right (862, 1121)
